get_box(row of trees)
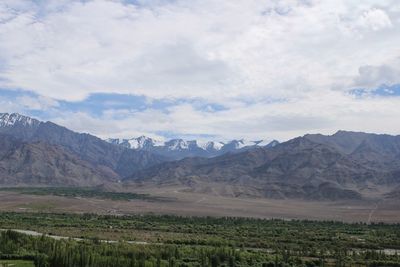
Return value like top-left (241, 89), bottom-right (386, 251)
top-left (1, 230), bottom-right (400, 267)
top-left (0, 212), bottom-right (399, 252)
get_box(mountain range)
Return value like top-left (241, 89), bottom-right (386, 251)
top-left (0, 113), bottom-right (165, 183)
top-left (0, 113), bottom-right (277, 185)
top-left (1, 112), bottom-right (400, 201)
top-left (127, 132), bottom-right (400, 200)
top-left (106, 136), bottom-right (279, 159)
top-left (127, 131), bottom-right (400, 200)
top-left (0, 133), bottom-right (118, 186)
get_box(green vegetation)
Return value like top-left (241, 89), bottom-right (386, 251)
top-left (0, 212), bottom-right (399, 266)
top-left (0, 260), bottom-right (34, 267)
top-left (0, 187), bottom-right (164, 202)
top-left (17, 203), bottom-right (57, 212)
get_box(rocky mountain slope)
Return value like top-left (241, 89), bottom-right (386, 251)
top-left (127, 131), bottom-right (400, 201)
top-left (106, 136), bottom-right (279, 160)
top-left (0, 113), bottom-right (166, 183)
top-left (0, 133), bottom-right (118, 186)
top-left (2, 113), bottom-right (400, 201)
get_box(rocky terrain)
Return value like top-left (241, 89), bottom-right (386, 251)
top-left (0, 133), bottom-right (118, 186)
top-left (127, 131), bottom-right (400, 201)
top-left (1, 112), bottom-right (400, 201)
top-left (0, 113), bottom-right (165, 184)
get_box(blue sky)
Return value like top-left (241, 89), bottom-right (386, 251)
top-left (1, 0), bottom-right (400, 141)
top-left (351, 84), bottom-right (400, 97)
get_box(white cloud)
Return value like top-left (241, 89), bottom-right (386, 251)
top-left (356, 8), bottom-right (392, 31)
top-left (16, 95), bottom-right (59, 110)
top-left (353, 58), bottom-right (400, 89)
top-left (0, 0), bottom-right (399, 102)
top-left (53, 91), bottom-right (400, 142)
top-left (0, 97), bottom-right (22, 114)
top-left (1, 0), bottom-right (400, 140)
top-left (0, 93), bottom-right (59, 116)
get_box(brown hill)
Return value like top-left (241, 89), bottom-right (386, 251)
top-left (0, 134), bottom-right (118, 186)
top-left (127, 132), bottom-right (400, 201)
top-left (0, 113), bottom-right (166, 178)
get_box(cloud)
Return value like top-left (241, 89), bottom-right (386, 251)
top-left (50, 90), bottom-right (400, 142)
top-left (1, 0), bottom-right (400, 140)
top-left (17, 95), bottom-right (59, 110)
top-left (0, 0), bottom-right (399, 102)
top-left (356, 8), bottom-right (392, 31)
top-left (0, 97), bottom-right (21, 114)
top-left (353, 60), bottom-right (400, 89)
top-left (0, 89), bottom-right (59, 115)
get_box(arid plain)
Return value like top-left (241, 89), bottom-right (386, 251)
top-left (1, 187), bottom-right (399, 223)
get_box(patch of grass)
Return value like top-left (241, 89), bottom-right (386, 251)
top-left (0, 260), bottom-right (34, 267)
top-left (17, 202), bottom-right (57, 211)
top-left (0, 187), bottom-right (165, 202)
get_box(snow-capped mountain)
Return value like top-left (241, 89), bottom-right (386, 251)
top-left (106, 136), bottom-right (279, 159)
top-left (197, 141), bottom-right (225, 152)
top-left (0, 113), bottom-right (41, 128)
top-left (0, 113), bottom-right (165, 178)
top-left (0, 113), bottom-right (279, 161)
top-left (107, 136), bottom-right (163, 150)
top-left (0, 113), bottom-right (43, 140)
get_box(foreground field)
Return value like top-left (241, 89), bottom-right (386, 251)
top-left (0, 260), bottom-right (34, 267)
top-left (0, 187), bottom-right (399, 223)
top-left (0, 212), bottom-right (400, 267)
top-left (1, 187), bottom-right (399, 266)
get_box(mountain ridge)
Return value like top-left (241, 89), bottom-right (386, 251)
top-left (127, 132), bottom-right (400, 201)
top-left (0, 113), bottom-right (166, 179)
top-left (0, 133), bottom-right (118, 186)
top-left (1, 112), bottom-right (400, 201)
top-left (106, 135), bottom-right (280, 160)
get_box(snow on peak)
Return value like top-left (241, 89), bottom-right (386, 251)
top-left (196, 140), bottom-right (210, 150)
top-left (128, 139), bottom-right (140, 150)
top-left (206, 142), bottom-right (225, 151)
top-left (267, 140), bottom-right (280, 147)
top-left (197, 140), bottom-right (225, 151)
top-left (106, 136), bottom-right (166, 149)
top-left (226, 139), bottom-right (256, 149)
top-left (128, 136), bottom-right (154, 150)
top-left (152, 139), bottom-right (165, 147)
top-left (212, 141), bottom-right (225, 150)
top-left (105, 135), bottom-right (278, 152)
top-left (253, 139), bottom-right (279, 147)
top-left (106, 138), bottom-right (123, 145)
top-left (254, 140), bottom-right (270, 146)
top-left (224, 139), bottom-right (278, 149)
top-left (237, 139), bottom-right (258, 149)
top-left (165, 139), bottom-right (189, 150)
top-left (0, 113), bottom-right (40, 127)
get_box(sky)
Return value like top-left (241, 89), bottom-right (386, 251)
top-left (0, 0), bottom-right (400, 142)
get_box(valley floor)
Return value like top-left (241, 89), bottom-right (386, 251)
top-left (0, 209), bottom-right (400, 267)
top-left (0, 188), bottom-right (399, 267)
top-left (0, 187), bottom-right (399, 223)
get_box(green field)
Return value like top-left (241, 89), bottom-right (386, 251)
top-left (0, 260), bottom-right (34, 267)
top-left (0, 187), bottom-right (165, 202)
top-left (0, 212), bottom-right (400, 266)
